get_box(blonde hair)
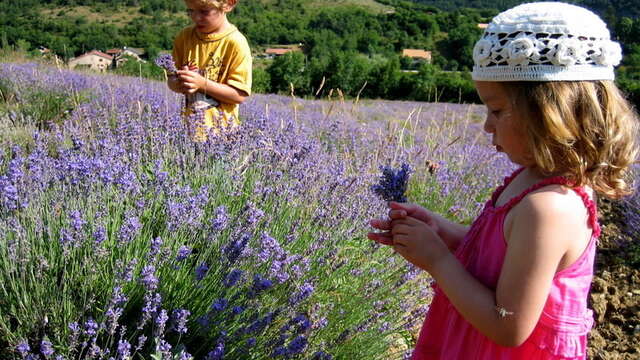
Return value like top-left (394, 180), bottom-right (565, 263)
top-left (184, 0), bottom-right (233, 10)
top-left (503, 80), bottom-right (639, 199)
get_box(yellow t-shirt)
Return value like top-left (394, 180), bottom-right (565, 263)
top-left (172, 24), bottom-right (252, 139)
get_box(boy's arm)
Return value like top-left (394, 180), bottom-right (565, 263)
top-left (176, 69), bottom-right (248, 105)
top-left (201, 77), bottom-right (248, 104)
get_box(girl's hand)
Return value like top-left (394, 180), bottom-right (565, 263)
top-left (391, 216), bottom-right (451, 272)
top-left (177, 68), bottom-right (206, 94)
top-left (368, 202), bottom-right (439, 246)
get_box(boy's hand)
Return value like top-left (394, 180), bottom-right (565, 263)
top-left (177, 66), bottom-right (206, 94)
top-left (390, 216), bottom-right (450, 272)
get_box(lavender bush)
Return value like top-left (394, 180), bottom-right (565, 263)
top-left (0, 62), bottom-right (512, 359)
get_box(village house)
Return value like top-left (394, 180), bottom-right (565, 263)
top-left (260, 44), bottom-right (303, 59)
top-left (68, 50), bottom-right (113, 72)
top-left (106, 46), bottom-right (146, 68)
top-left (402, 48), bottom-right (432, 63)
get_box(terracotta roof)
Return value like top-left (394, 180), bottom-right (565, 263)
top-left (265, 48), bottom-right (296, 55)
top-left (402, 49), bottom-right (432, 59)
top-left (106, 49), bottom-right (122, 54)
top-left (477, 23), bottom-right (489, 29)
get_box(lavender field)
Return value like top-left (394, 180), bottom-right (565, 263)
top-left (0, 62), bottom-right (637, 359)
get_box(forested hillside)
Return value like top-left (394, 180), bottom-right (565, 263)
top-left (409, 0), bottom-right (640, 18)
top-left (1, 0), bottom-right (640, 104)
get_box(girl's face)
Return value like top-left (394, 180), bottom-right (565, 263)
top-left (475, 81), bottom-right (532, 166)
top-left (186, 3), bottom-right (227, 34)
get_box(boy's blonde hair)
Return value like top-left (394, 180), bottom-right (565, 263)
top-left (184, 0), bottom-right (233, 10)
top-left (503, 80), bottom-right (639, 199)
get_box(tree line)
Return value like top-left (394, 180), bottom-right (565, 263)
top-left (1, 0), bottom-right (639, 104)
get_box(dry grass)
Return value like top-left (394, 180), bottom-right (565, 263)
top-left (257, 0), bottom-right (394, 14)
top-left (40, 6), bottom-right (189, 27)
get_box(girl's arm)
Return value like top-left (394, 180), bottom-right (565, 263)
top-left (392, 189), bottom-right (587, 347)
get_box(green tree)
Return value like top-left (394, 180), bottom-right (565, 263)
top-left (267, 52), bottom-right (309, 95)
top-left (252, 67), bottom-right (271, 94)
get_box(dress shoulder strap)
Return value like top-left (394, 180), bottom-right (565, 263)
top-left (498, 175), bottom-right (601, 237)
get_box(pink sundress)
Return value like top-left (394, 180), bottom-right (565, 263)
top-left (412, 168), bottom-right (600, 359)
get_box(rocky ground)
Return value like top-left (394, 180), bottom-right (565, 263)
top-left (588, 199), bottom-right (640, 359)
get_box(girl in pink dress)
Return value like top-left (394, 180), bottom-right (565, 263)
top-left (369, 2), bottom-right (639, 359)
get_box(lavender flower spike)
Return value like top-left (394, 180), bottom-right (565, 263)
top-left (154, 54), bottom-right (178, 75)
top-left (371, 163), bottom-right (411, 202)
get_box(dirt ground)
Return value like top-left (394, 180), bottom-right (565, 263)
top-left (588, 199), bottom-right (640, 359)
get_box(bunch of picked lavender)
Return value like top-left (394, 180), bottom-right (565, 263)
top-left (371, 163), bottom-right (411, 202)
top-left (154, 54), bottom-right (178, 75)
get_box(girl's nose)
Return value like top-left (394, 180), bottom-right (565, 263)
top-left (483, 115), bottom-right (495, 134)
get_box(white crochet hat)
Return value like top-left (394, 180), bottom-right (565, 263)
top-left (472, 2), bottom-right (622, 82)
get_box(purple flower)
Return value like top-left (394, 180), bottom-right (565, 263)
top-left (140, 265), bottom-right (158, 291)
top-left (171, 308), bottom-right (190, 334)
top-left (222, 233), bottom-right (250, 264)
top-left (290, 314), bottom-right (311, 333)
top-left (195, 263), bottom-right (209, 281)
top-left (314, 317), bottom-right (328, 329)
top-left (155, 309), bottom-right (169, 333)
top-left (311, 351), bottom-right (333, 360)
top-left (84, 318), bottom-right (99, 337)
top-left (135, 335), bottom-right (147, 351)
top-left (232, 306), bottom-right (244, 315)
top-left (211, 205), bottom-right (229, 231)
top-left (68, 210), bottom-right (86, 232)
top-left (211, 298), bottom-right (228, 312)
top-left (93, 226), bottom-right (107, 245)
top-left (16, 340), bottom-right (30, 356)
top-left (371, 163), bottom-right (411, 202)
top-left (287, 335), bottom-right (307, 355)
top-left (156, 339), bottom-right (172, 353)
top-left (246, 337), bottom-right (257, 347)
top-left (289, 281), bottom-right (314, 305)
top-left (176, 245), bottom-right (192, 261)
top-left (118, 214), bottom-right (142, 244)
top-left (117, 340), bottom-right (131, 359)
top-left (154, 54), bottom-right (177, 74)
top-left (177, 350), bottom-right (194, 360)
top-left (149, 237), bottom-right (163, 258)
top-left (257, 232), bottom-right (285, 263)
top-left (245, 202), bottom-right (265, 224)
top-left (272, 346), bottom-right (287, 357)
top-left (205, 341), bottom-right (224, 360)
top-left (223, 269), bottom-right (243, 287)
top-left (249, 274), bottom-right (273, 297)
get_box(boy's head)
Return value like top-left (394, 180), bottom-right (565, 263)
top-left (184, 0), bottom-right (238, 33)
top-left (184, 0), bottom-right (237, 12)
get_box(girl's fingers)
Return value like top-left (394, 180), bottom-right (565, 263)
top-left (389, 201), bottom-right (416, 212)
top-left (389, 209), bottom-right (407, 219)
top-left (393, 234), bottom-right (409, 246)
top-left (367, 232), bottom-right (393, 246)
top-left (391, 224), bottom-right (411, 235)
top-left (369, 219), bottom-right (391, 230)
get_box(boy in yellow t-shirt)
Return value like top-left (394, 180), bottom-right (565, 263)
top-left (168, 0), bottom-right (252, 140)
